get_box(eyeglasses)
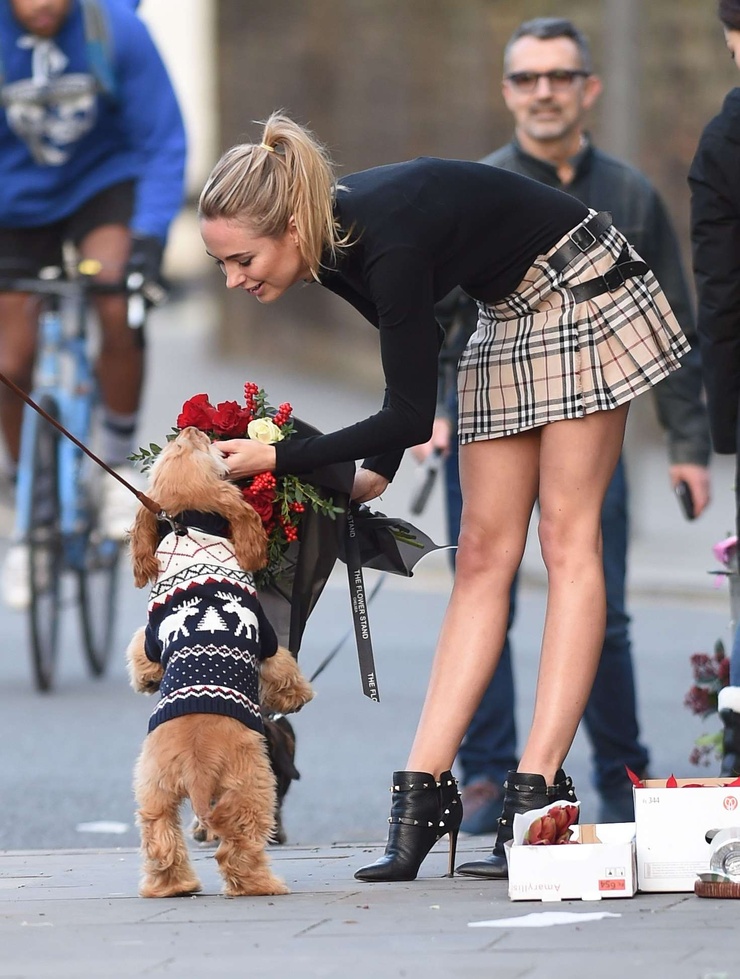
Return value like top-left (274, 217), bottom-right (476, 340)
top-left (505, 69), bottom-right (590, 93)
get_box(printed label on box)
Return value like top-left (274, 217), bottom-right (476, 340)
top-left (598, 879), bottom-right (626, 891)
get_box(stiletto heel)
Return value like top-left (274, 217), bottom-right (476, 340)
top-left (354, 769), bottom-right (463, 882)
top-left (456, 769), bottom-right (578, 880)
top-left (447, 828), bottom-right (459, 877)
top-left (439, 768), bottom-right (462, 878)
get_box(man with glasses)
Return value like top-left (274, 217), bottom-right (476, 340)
top-left (418, 16), bottom-right (710, 838)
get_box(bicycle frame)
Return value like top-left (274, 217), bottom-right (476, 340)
top-left (1, 265), bottom-right (155, 689)
top-left (13, 285), bottom-right (99, 570)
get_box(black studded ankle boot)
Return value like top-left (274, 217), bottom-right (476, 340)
top-left (354, 770), bottom-right (462, 882)
top-left (456, 769), bottom-right (578, 880)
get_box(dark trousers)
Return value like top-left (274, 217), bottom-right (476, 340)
top-left (446, 434), bottom-right (650, 794)
top-left (731, 453), bottom-right (740, 687)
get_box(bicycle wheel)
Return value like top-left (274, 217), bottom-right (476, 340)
top-left (78, 532), bottom-right (121, 676)
top-left (27, 405), bottom-right (63, 692)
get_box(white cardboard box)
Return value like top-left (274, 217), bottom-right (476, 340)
top-left (634, 777), bottom-right (740, 892)
top-left (506, 823), bottom-right (637, 902)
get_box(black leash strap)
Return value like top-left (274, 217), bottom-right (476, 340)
top-left (0, 368), bottom-right (162, 516)
top-left (307, 575), bottom-right (385, 686)
top-left (344, 506), bottom-right (380, 701)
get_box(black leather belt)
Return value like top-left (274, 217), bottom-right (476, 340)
top-left (548, 211), bottom-right (613, 273)
top-left (548, 212), bottom-right (649, 303)
top-left (569, 246), bottom-right (649, 304)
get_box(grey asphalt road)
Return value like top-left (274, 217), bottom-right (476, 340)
top-left (0, 287), bottom-right (733, 853)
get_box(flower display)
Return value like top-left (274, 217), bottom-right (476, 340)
top-left (131, 382), bottom-right (342, 584)
top-left (684, 640), bottom-right (730, 766)
top-left (523, 804), bottom-right (580, 845)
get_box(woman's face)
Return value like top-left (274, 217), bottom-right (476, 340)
top-left (724, 27), bottom-right (740, 67)
top-left (200, 216), bottom-right (311, 304)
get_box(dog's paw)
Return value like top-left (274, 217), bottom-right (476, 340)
top-left (190, 815), bottom-right (218, 846)
top-left (131, 662), bottom-right (164, 695)
top-left (223, 876), bottom-right (290, 897)
top-left (259, 647), bottom-right (314, 714)
top-left (135, 672), bottom-right (163, 695)
top-left (263, 682), bottom-right (314, 716)
top-left (126, 627), bottom-right (164, 694)
top-left (139, 876), bottom-right (202, 899)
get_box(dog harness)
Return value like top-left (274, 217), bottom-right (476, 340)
top-left (144, 527), bottom-right (278, 736)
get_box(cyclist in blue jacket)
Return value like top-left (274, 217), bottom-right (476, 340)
top-left (0, 0), bottom-right (186, 607)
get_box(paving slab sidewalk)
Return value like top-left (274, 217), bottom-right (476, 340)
top-left (1, 841), bottom-right (738, 979)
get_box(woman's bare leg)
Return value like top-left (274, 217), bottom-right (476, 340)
top-left (406, 405), bottom-right (629, 782)
top-left (406, 428), bottom-right (541, 775)
top-left (517, 405), bottom-right (629, 782)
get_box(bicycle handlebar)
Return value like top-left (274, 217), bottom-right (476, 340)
top-left (0, 266), bottom-right (165, 329)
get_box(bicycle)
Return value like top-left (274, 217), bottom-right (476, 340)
top-left (0, 262), bottom-right (152, 691)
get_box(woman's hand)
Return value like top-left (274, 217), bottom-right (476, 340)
top-left (351, 467), bottom-right (389, 503)
top-left (217, 439), bottom-right (277, 479)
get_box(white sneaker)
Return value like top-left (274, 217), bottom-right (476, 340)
top-left (2, 543), bottom-right (30, 610)
top-left (99, 465), bottom-right (142, 541)
top-left (2, 541), bottom-right (54, 610)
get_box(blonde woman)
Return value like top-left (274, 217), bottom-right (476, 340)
top-left (200, 112), bottom-right (688, 881)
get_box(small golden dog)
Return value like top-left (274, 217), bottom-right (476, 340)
top-left (126, 427), bottom-right (313, 898)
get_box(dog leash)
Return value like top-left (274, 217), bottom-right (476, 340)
top-left (0, 369), bottom-right (165, 519)
top-left (307, 455), bottom-right (448, 704)
top-left (267, 574), bottom-right (386, 723)
top-left (310, 574), bottom-right (385, 685)
top-left (5, 373), bottom-right (445, 700)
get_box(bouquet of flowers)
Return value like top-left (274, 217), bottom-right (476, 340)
top-left (130, 382), bottom-right (343, 585)
top-left (684, 640), bottom-right (730, 766)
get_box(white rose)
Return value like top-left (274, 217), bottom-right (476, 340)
top-left (247, 418), bottom-right (285, 444)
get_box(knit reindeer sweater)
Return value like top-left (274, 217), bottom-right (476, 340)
top-left (144, 528), bottom-right (278, 735)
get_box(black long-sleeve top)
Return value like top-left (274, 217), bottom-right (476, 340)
top-left (273, 157), bottom-right (586, 480)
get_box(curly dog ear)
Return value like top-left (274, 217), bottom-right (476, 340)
top-left (208, 483), bottom-right (268, 572)
top-left (130, 506), bottom-right (161, 588)
top-left (230, 502), bottom-right (268, 572)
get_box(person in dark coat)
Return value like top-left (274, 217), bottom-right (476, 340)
top-left (689, 0), bottom-right (740, 777)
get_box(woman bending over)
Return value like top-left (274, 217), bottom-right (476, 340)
top-left (199, 113), bottom-right (688, 880)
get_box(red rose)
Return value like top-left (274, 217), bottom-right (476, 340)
top-left (211, 400), bottom-right (250, 437)
top-left (250, 497), bottom-right (276, 523)
top-left (177, 393), bottom-right (216, 430)
top-left (242, 485), bottom-right (276, 524)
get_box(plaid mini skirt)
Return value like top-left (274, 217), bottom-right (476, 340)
top-left (457, 210), bottom-right (690, 443)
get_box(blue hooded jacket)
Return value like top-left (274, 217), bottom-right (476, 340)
top-left (0, 0), bottom-right (186, 242)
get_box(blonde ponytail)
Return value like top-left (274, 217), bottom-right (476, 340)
top-left (199, 112), bottom-right (350, 278)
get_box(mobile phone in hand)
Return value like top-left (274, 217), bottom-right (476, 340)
top-left (409, 448), bottom-right (442, 515)
top-left (675, 480), bottom-right (695, 521)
